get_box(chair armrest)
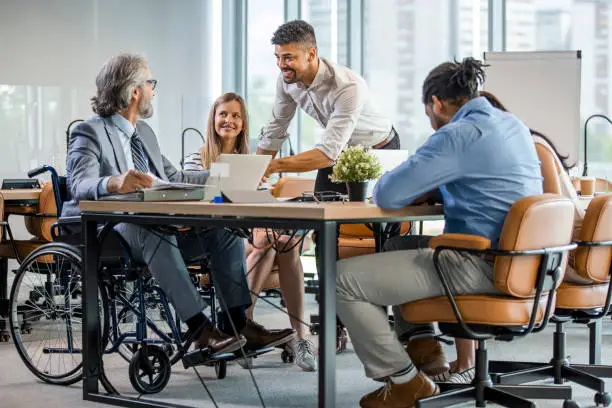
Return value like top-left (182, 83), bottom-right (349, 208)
top-left (429, 233), bottom-right (491, 251)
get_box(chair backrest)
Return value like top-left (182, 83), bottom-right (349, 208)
top-left (595, 178), bottom-right (612, 193)
top-left (535, 142), bottom-right (563, 195)
top-left (573, 194), bottom-right (612, 283)
top-left (24, 181), bottom-right (58, 242)
top-left (271, 177), bottom-right (315, 198)
top-left (494, 194), bottom-right (574, 298)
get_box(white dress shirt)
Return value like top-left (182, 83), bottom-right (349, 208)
top-left (257, 57), bottom-right (393, 160)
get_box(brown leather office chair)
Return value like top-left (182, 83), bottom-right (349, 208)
top-left (0, 183), bottom-right (56, 262)
top-left (400, 194), bottom-right (576, 407)
top-left (490, 194), bottom-right (612, 407)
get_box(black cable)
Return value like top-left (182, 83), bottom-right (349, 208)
top-left (137, 225), bottom-right (314, 331)
top-left (194, 233), bottom-right (267, 408)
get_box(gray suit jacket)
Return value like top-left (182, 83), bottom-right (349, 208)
top-left (62, 115), bottom-right (209, 217)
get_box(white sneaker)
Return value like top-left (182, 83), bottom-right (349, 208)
top-left (290, 338), bottom-right (317, 372)
top-left (447, 367), bottom-right (475, 384)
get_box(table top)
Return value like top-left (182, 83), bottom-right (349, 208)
top-left (0, 189), bottom-right (42, 201)
top-left (80, 200), bottom-right (444, 221)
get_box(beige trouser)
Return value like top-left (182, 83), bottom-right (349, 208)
top-left (336, 243), bottom-right (499, 379)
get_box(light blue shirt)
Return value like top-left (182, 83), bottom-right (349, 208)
top-left (98, 114), bottom-right (136, 195)
top-left (373, 96), bottom-right (543, 244)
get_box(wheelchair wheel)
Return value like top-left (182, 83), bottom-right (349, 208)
top-left (129, 344), bottom-right (171, 394)
top-left (9, 243), bottom-right (109, 385)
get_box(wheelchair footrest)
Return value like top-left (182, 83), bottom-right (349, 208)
top-left (182, 348), bottom-right (234, 369)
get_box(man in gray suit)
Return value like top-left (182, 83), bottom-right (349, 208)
top-left (63, 53), bottom-right (295, 355)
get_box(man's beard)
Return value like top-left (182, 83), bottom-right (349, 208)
top-left (139, 98), bottom-right (154, 119)
top-left (432, 113), bottom-right (447, 130)
top-left (282, 69), bottom-right (298, 84)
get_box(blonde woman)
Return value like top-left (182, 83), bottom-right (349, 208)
top-left (184, 92), bottom-right (316, 371)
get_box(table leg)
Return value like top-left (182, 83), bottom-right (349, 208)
top-left (83, 218), bottom-right (101, 399)
top-left (318, 221), bottom-right (337, 408)
top-left (0, 256), bottom-right (9, 341)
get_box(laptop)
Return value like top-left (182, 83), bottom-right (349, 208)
top-left (367, 150), bottom-right (410, 197)
top-left (212, 154), bottom-right (278, 203)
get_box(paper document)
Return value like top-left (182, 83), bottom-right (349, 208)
top-left (144, 174), bottom-right (203, 191)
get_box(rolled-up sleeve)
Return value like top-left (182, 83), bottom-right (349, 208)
top-left (373, 127), bottom-right (463, 209)
top-left (313, 82), bottom-right (365, 160)
top-left (257, 75), bottom-right (298, 152)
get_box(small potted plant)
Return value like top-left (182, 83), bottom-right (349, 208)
top-left (329, 145), bottom-right (382, 201)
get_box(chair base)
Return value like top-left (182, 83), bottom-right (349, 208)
top-left (417, 339), bottom-right (572, 407)
top-left (417, 383), bottom-right (572, 408)
top-left (490, 321), bottom-right (612, 396)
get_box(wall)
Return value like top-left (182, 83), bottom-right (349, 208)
top-left (0, 0), bottom-right (219, 180)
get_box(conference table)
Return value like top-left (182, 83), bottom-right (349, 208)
top-left (0, 188), bottom-right (42, 340)
top-left (79, 199), bottom-right (444, 408)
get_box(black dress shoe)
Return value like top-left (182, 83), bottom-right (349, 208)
top-left (241, 320), bottom-right (296, 350)
top-left (195, 324), bottom-right (246, 355)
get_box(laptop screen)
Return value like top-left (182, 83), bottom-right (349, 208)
top-left (216, 154), bottom-right (271, 191)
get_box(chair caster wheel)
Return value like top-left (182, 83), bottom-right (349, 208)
top-left (215, 360), bottom-right (227, 379)
top-left (563, 399), bottom-right (580, 408)
top-left (336, 327), bottom-right (348, 354)
top-left (129, 345), bottom-right (171, 394)
top-left (281, 349), bottom-right (294, 364)
top-left (595, 392), bottom-right (611, 407)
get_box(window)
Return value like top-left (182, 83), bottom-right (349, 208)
top-left (246, 0), bottom-right (285, 152)
top-left (505, 0), bottom-right (612, 178)
top-left (363, 0), bottom-right (489, 153)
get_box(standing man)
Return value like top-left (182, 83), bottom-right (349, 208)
top-left (257, 20), bottom-right (399, 192)
top-left (63, 53), bottom-right (295, 356)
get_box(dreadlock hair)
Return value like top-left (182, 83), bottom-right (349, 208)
top-left (422, 57), bottom-right (487, 107)
top-left (271, 20), bottom-right (317, 50)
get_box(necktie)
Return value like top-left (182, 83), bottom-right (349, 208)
top-left (130, 130), bottom-right (149, 173)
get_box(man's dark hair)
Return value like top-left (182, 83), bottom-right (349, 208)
top-left (422, 57), bottom-right (487, 106)
top-left (271, 20), bottom-right (317, 49)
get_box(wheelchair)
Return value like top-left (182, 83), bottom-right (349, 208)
top-left (8, 166), bottom-right (284, 394)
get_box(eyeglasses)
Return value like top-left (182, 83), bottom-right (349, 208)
top-left (145, 79), bottom-right (157, 90)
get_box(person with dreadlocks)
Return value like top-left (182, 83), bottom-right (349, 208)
top-left (335, 57), bottom-right (543, 407)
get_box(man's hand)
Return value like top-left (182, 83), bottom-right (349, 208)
top-left (107, 169), bottom-right (154, 194)
top-left (263, 159), bottom-right (280, 181)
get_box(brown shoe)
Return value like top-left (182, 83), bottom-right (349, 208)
top-left (241, 319), bottom-right (296, 350)
top-left (195, 324), bottom-right (246, 355)
top-left (406, 338), bottom-right (449, 376)
top-left (360, 372), bottom-right (439, 408)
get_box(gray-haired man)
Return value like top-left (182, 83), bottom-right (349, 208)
top-left (63, 53), bottom-right (295, 354)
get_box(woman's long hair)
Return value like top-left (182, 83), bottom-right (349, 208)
top-left (201, 92), bottom-right (250, 169)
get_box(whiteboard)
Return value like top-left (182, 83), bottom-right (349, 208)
top-left (483, 51), bottom-right (581, 167)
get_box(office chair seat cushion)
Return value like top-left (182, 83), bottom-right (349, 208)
top-left (198, 265), bottom-right (281, 291)
top-left (338, 237), bottom-right (376, 259)
top-left (556, 281), bottom-right (609, 309)
top-left (401, 293), bottom-right (551, 326)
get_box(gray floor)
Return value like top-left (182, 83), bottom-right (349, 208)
top-left (2, 293), bottom-right (612, 408)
